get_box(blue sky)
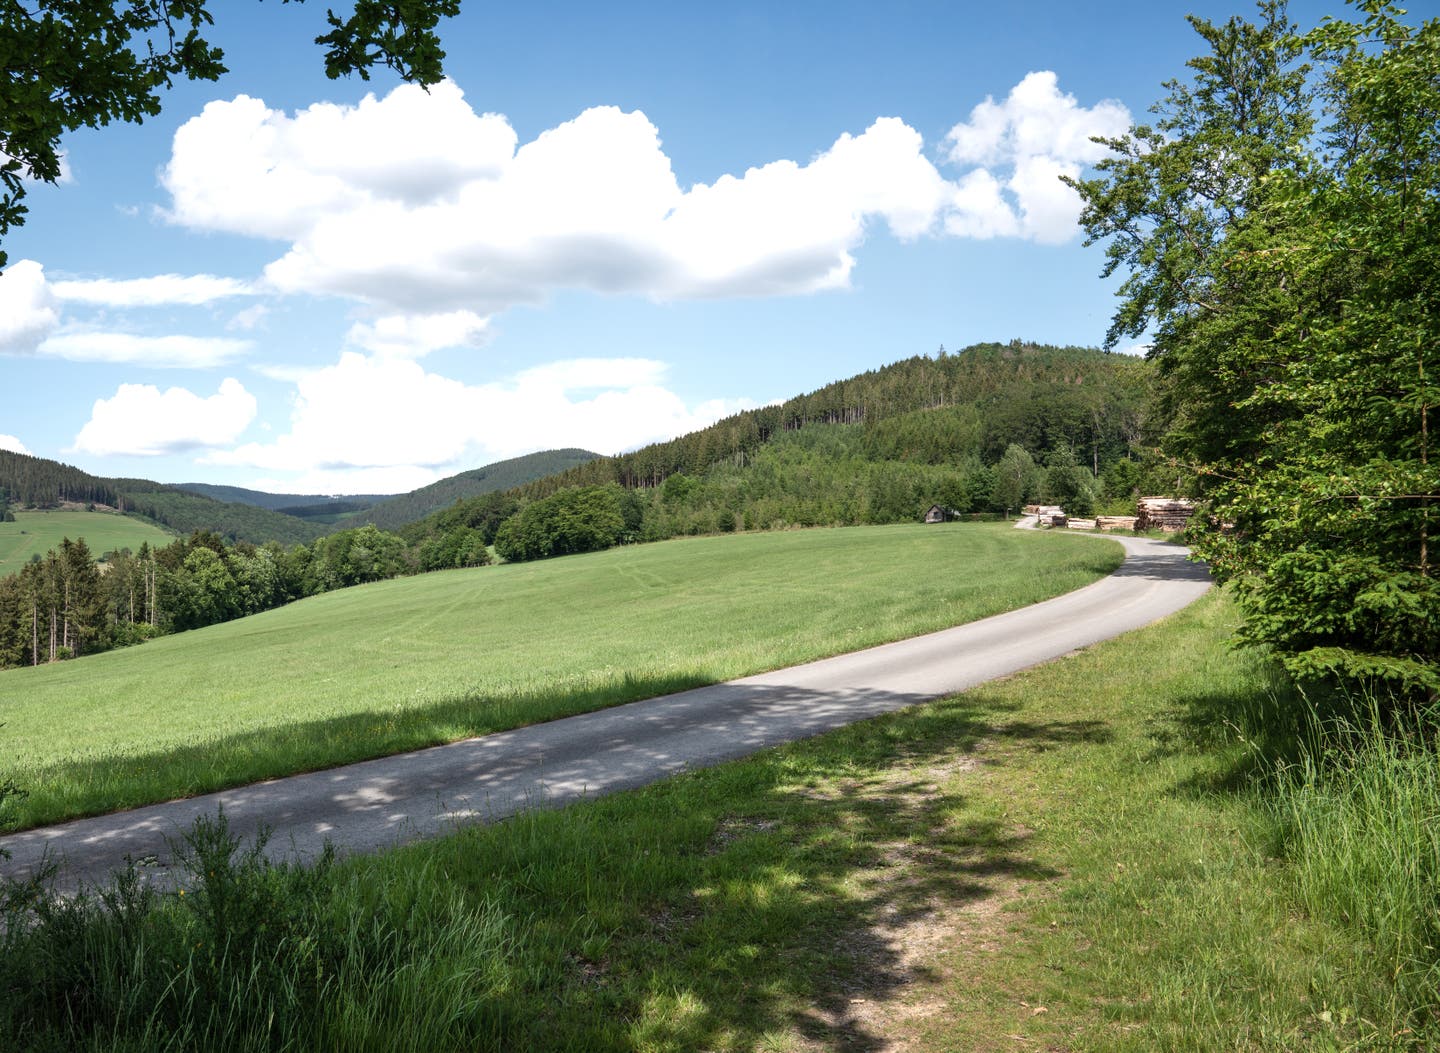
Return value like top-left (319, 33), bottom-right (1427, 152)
top-left (0, 0), bottom-right (1354, 495)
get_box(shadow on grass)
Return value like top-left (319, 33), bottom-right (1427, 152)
top-left (1141, 656), bottom-right (1378, 798)
top-left (3, 669), bottom-right (719, 832)
top-left (2, 688), bottom-right (1121, 1049)
top-left (420, 694), bottom-right (1099, 1052)
top-left (4, 676), bottom-right (1113, 900)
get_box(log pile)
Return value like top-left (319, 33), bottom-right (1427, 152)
top-left (1065, 518), bottom-right (1096, 530)
top-left (1023, 504), bottom-right (1065, 519)
top-left (1095, 515), bottom-right (1137, 531)
top-left (1135, 497), bottom-right (1195, 532)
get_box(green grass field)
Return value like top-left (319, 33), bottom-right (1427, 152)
top-left (0, 523), bottom-right (1121, 829)
top-left (7, 589), bottom-right (1427, 1051)
top-left (0, 509), bottom-right (173, 573)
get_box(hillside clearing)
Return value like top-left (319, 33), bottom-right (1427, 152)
top-left (0, 523), bottom-right (1121, 829)
top-left (0, 509), bottom-right (173, 572)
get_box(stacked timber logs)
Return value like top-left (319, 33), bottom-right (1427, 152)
top-left (1095, 515), bottom-right (1137, 531)
top-left (1024, 505), bottom-right (1066, 524)
top-left (1135, 497), bottom-right (1195, 532)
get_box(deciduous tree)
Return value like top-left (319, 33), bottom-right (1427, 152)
top-left (990, 444), bottom-right (1038, 517)
top-left (494, 486), bottom-right (626, 563)
top-left (1070, 1), bottom-right (1440, 699)
top-left (0, 0), bottom-right (460, 265)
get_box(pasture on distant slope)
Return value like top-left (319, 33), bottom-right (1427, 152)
top-left (0, 523), bottom-right (1123, 828)
top-left (0, 510), bottom-right (174, 574)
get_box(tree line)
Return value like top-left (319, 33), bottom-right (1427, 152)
top-left (414, 420), bottom-right (1179, 568)
top-left (0, 452), bottom-right (120, 509)
top-left (0, 523), bottom-right (478, 669)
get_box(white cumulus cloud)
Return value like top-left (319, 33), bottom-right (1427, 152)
top-left (346, 309), bottom-right (490, 357)
top-left (0, 260), bottom-right (60, 354)
top-left (161, 81), bottom-right (517, 240)
top-left (217, 353), bottom-right (480, 472)
top-left (208, 353), bottom-right (754, 489)
top-left (72, 378), bottom-right (258, 456)
top-left (944, 70), bottom-right (1130, 244)
top-left (944, 170), bottom-right (1021, 240)
top-left (160, 78), bottom-right (1116, 320)
top-left (0, 434), bottom-right (33, 455)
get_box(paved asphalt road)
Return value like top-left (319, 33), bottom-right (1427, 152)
top-left (1, 531), bottom-right (1211, 891)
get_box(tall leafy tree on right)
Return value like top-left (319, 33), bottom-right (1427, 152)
top-left (1069, 0), bottom-right (1438, 701)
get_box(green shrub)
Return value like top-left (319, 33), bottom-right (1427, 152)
top-left (494, 484), bottom-right (625, 562)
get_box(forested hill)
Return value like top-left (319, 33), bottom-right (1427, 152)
top-left (0, 450), bottom-right (120, 508)
top-left (175, 483), bottom-right (392, 513)
top-left (511, 342), bottom-right (1153, 501)
top-left (2, 345), bottom-right (1153, 552)
top-left (107, 480), bottom-right (331, 546)
top-left (0, 447), bottom-right (607, 547)
top-left (402, 341), bottom-right (1166, 557)
top-left (355, 448), bottom-right (601, 532)
top-left (0, 452), bottom-right (328, 546)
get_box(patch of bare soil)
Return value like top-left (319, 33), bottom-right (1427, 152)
top-left (707, 815), bottom-right (781, 854)
top-left (786, 753), bottom-right (1065, 1053)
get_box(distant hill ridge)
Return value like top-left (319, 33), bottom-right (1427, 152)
top-left (2, 343), bottom-right (1153, 549)
top-left (175, 483), bottom-right (394, 513)
top-left (64, 472), bottom-right (330, 546)
top-left (503, 341), bottom-right (1153, 502)
top-left (398, 340), bottom-right (1161, 552)
top-left (0, 448), bottom-right (606, 546)
top-left (355, 449), bottom-right (601, 531)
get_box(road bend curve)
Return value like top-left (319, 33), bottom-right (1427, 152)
top-left (2, 533), bottom-right (1211, 891)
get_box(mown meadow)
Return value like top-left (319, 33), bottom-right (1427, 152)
top-left (0, 509), bottom-right (172, 571)
top-left (4, 588), bottom-right (1432, 1051)
top-left (0, 522), bottom-right (1121, 829)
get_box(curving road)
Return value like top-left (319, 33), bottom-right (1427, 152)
top-left (1, 531), bottom-right (1211, 891)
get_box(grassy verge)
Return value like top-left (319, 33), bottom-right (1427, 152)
top-left (1269, 702), bottom-right (1440, 1044)
top-left (0, 523), bottom-right (1121, 830)
top-left (5, 589), bottom-right (1431, 1051)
